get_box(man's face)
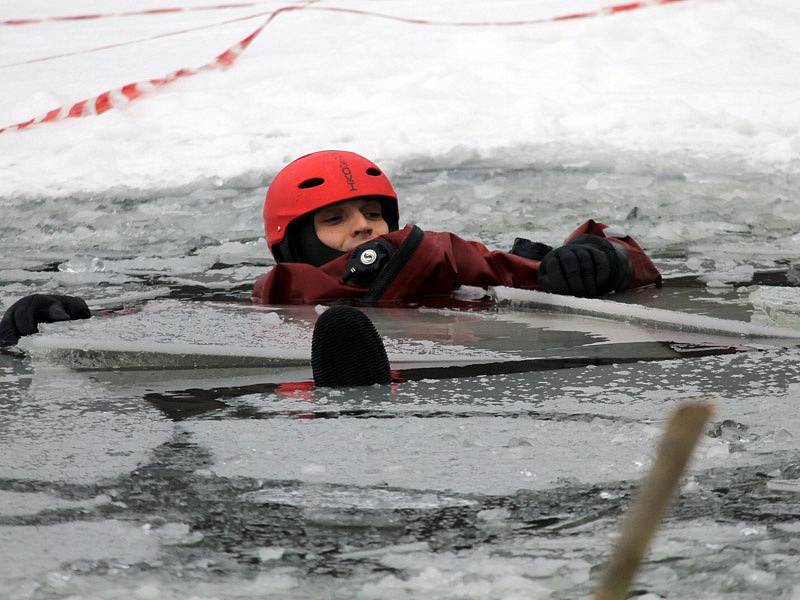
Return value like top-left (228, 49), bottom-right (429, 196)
top-left (313, 198), bottom-right (389, 252)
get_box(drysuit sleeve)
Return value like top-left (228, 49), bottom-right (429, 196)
top-left (438, 233), bottom-right (544, 289)
top-left (441, 220), bottom-right (660, 293)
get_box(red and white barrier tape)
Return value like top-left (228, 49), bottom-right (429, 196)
top-left (0, 0), bottom-right (691, 135)
top-left (1, 9), bottom-right (277, 69)
top-left (0, 4), bottom-right (307, 134)
top-left (1, 1), bottom-right (286, 26)
top-left (306, 0), bottom-right (688, 27)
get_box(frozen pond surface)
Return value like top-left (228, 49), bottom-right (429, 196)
top-left (2, 161), bottom-right (800, 598)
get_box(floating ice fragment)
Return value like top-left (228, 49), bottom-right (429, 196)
top-left (0, 491), bottom-right (110, 516)
top-left (453, 285), bottom-right (491, 301)
top-left (698, 264), bottom-right (755, 285)
top-left (243, 484), bottom-right (475, 510)
top-left (257, 547), bottom-right (285, 561)
top-left (477, 508), bottom-right (511, 522)
top-left (750, 285), bottom-right (800, 326)
top-left (59, 256), bottom-right (105, 273)
top-left (705, 279), bottom-right (733, 289)
top-left (681, 477), bottom-right (700, 493)
top-left (766, 479), bottom-right (800, 493)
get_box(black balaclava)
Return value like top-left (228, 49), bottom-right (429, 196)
top-left (286, 214), bottom-right (346, 267)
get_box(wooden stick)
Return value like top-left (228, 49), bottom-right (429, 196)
top-left (595, 401), bottom-right (715, 600)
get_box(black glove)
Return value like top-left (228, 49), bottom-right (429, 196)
top-left (0, 294), bottom-right (91, 347)
top-left (538, 235), bottom-right (628, 298)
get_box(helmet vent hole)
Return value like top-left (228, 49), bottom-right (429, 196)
top-left (366, 168), bottom-right (381, 176)
top-left (298, 177), bottom-right (325, 189)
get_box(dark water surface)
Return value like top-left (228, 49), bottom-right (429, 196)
top-left (2, 159), bottom-right (800, 598)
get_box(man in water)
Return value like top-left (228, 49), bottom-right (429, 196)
top-left (254, 150), bottom-right (661, 304)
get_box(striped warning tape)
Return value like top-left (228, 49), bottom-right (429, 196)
top-left (1, 9), bottom-right (278, 69)
top-left (305, 0), bottom-right (689, 27)
top-left (0, 4), bottom-right (307, 134)
top-left (1, 1), bottom-right (285, 26)
top-left (0, 0), bottom-right (692, 135)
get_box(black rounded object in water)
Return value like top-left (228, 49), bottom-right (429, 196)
top-left (311, 306), bottom-right (391, 387)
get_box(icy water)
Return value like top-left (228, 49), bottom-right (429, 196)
top-left (2, 154), bottom-right (800, 599)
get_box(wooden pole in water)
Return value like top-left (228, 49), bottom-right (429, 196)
top-left (595, 401), bottom-right (714, 600)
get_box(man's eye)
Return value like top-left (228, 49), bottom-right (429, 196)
top-left (322, 215), bottom-right (341, 223)
top-left (364, 210), bottom-right (382, 219)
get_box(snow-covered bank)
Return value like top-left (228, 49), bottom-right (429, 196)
top-left (2, 0), bottom-right (800, 198)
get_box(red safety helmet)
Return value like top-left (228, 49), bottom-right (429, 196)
top-left (264, 150), bottom-right (399, 262)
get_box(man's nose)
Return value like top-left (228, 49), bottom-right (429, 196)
top-left (350, 212), bottom-right (371, 233)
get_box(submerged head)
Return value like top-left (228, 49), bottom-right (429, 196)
top-left (264, 150), bottom-right (399, 266)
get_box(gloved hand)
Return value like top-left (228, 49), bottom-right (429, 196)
top-left (0, 294), bottom-right (91, 346)
top-left (538, 235), bottom-right (627, 298)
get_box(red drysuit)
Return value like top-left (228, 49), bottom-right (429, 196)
top-left (253, 220), bottom-right (661, 305)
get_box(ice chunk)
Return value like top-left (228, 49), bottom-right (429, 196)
top-left (0, 491), bottom-right (110, 517)
top-left (19, 300), bottom-right (515, 370)
top-left (0, 521), bottom-right (158, 580)
top-left (766, 479), bottom-right (800, 493)
top-left (243, 484), bottom-right (476, 510)
top-left (698, 264), bottom-right (755, 285)
top-left (493, 286), bottom-right (800, 339)
top-left (750, 286), bottom-right (800, 327)
top-left (257, 547), bottom-right (286, 562)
